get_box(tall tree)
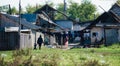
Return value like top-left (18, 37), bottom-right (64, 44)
top-left (25, 3), bottom-right (53, 14)
top-left (7, 7), bottom-right (24, 15)
top-left (55, 4), bottom-right (65, 19)
top-left (10, 7), bottom-right (18, 15)
top-left (68, 0), bottom-right (97, 22)
top-left (55, 0), bottom-right (97, 22)
top-left (117, 0), bottom-right (120, 5)
top-left (25, 4), bottom-right (40, 14)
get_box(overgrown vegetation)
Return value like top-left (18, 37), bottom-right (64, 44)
top-left (0, 44), bottom-right (120, 66)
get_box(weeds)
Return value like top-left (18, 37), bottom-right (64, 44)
top-left (90, 49), bottom-right (95, 53)
top-left (85, 60), bottom-right (100, 66)
top-left (12, 49), bottom-right (31, 57)
top-left (108, 43), bottom-right (120, 49)
top-left (0, 46), bottom-right (120, 66)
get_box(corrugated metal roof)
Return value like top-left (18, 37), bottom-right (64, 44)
top-left (21, 14), bottom-right (37, 23)
top-left (55, 20), bottom-right (73, 30)
top-left (2, 13), bottom-right (41, 30)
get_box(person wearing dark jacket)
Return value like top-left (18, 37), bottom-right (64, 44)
top-left (37, 35), bottom-right (43, 49)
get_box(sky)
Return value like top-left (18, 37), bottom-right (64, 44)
top-left (0, 0), bottom-right (118, 13)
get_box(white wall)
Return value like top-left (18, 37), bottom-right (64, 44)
top-left (118, 29), bottom-right (120, 42)
top-left (31, 30), bottom-right (44, 49)
top-left (91, 27), bottom-right (104, 43)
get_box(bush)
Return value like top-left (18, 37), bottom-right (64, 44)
top-left (12, 49), bottom-right (31, 57)
top-left (81, 59), bottom-right (109, 66)
top-left (82, 60), bottom-right (100, 66)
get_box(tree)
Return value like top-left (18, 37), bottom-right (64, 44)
top-left (25, 4), bottom-right (40, 14)
top-left (25, 3), bottom-right (53, 14)
top-left (7, 7), bottom-right (25, 15)
top-left (68, 0), bottom-right (97, 22)
top-left (55, 3), bottom-right (65, 20)
top-left (10, 7), bottom-right (18, 15)
top-left (55, 0), bottom-right (97, 22)
top-left (117, 0), bottom-right (120, 5)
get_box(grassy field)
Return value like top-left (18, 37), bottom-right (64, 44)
top-left (0, 44), bottom-right (120, 66)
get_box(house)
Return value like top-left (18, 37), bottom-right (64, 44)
top-left (78, 3), bottom-right (120, 46)
top-left (34, 4), bottom-right (56, 21)
top-left (33, 4), bottom-right (69, 45)
top-left (0, 13), bottom-right (43, 50)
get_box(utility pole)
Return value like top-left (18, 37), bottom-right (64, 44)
top-left (18, 0), bottom-right (21, 49)
top-left (63, 0), bottom-right (67, 20)
top-left (8, 4), bottom-right (11, 14)
top-left (19, 0), bottom-right (21, 34)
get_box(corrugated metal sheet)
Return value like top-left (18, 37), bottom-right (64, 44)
top-left (55, 20), bottom-right (73, 30)
top-left (21, 14), bottom-right (37, 23)
top-left (2, 13), bottom-right (41, 30)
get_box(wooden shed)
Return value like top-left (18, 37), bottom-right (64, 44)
top-left (0, 13), bottom-right (42, 50)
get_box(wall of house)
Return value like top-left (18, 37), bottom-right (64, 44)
top-left (91, 27), bottom-right (104, 44)
top-left (20, 33), bottom-right (32, 49)
top-left (0, 32), bottom-right (19, 50)
top-left (105, 28), bottom-right (119, 44)
top-left (31, 31), bottom-right (44, 49)
top-left (91, 27), bottom-right (119, 44)
top-left (118, 29), bottom-right (120, 42)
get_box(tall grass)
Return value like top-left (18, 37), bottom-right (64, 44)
top-left (0, 46), bottom-right (120, 66)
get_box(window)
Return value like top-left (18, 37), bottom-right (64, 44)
top-left (92, 32), bottom-right (98, 37)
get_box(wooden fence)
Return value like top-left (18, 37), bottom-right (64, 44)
top-left (0, 32), bottom-right (32, 50)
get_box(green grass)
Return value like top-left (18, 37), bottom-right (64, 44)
top-left (0, 44), bottom-right (120, 66)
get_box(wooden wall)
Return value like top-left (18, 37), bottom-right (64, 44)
top-left (0, 32), bottom-right (19, 50)
top-left (0, 32), bottom-right (33, 50)
top-left (20, 33), bottom-right (32, 49)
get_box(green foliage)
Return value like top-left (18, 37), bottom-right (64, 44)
top-left (117, 0), bottom-right (120, 5)
top-left (25, 3), bottom-right (54, 14)
top-left (81, 59), bottom-right (109, 66)
top-left (8, 7), bottom-right (25, 15)
top-left (9, 7), bottom-right (18, 15)
top-left (25, 4), bottom-right (41, 14)
top-left (12, 49), bottom-right (31, 57)
top-left (107, 43), bottom-right (120, 49)
top-left (82, 60), bottom-right (100, 66)
top-left (0, 57), bottom-right (5, 66)
top-left (55, 4), bottom-right (65, 20)
top-left (55, 0), bottom-right (97, 22)
top-left (0, 47), bottom-right (120, 66)
top-left (68, 1), bottom-right (96, 22)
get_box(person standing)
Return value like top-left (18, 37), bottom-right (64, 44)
top-left (37, 35), bottom-right (43, 49)
top-left (65, 36), bottom-right (68, 48)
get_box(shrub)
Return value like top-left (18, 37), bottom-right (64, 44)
top-left (12, 49), bottom-right (31, 57)
top-left (42, 53), bottom-right (60, 66)
top-left (0, 56), bottom-right (5, 66)
top-left (82, 60), bottom-right (100, 66)
top-left (90, 49), bottom-right (95, 53)
top-left (81, 59), bottom-right (109, 66)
